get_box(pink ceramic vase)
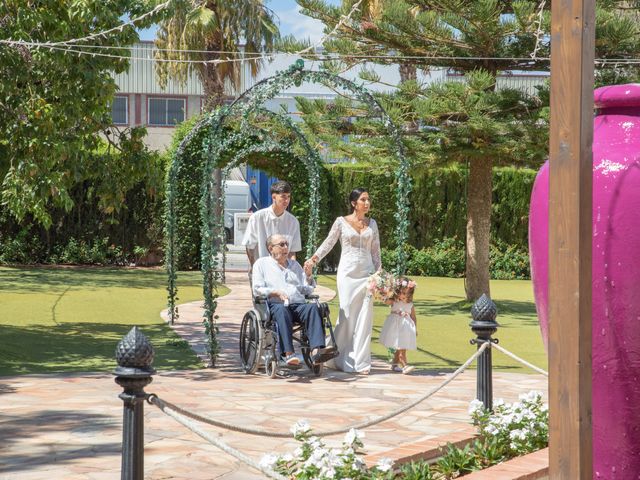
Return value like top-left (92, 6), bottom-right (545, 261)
top-left (529, 84), bottom-right (640, 478)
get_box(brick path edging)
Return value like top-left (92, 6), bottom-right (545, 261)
top-left (364, 426), bottom-right (477, 467)
top-left (365, 432), bottom-right (548, 480)
top-left (462, 448), bottom-right (549, 480)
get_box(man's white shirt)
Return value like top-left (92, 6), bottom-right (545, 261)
top-left (241, 206), bottom-right (301, 259)
top-left (252, 257), bottom-right (315, 304)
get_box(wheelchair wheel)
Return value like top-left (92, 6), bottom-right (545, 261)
top-left (264, 351), bottom-right (278, 378)
top-left (302, 348), bottom-right (323, 377)
top-left (239, 311), bottom-right (262, 374)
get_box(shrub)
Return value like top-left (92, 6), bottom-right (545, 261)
top-left (50, 237), bottom-right (124, 265)
top-left (490, 240), bottom-right (531, 279)
top-left (0, 229), bottom-right (47, 264)
top-left (0, 148), bottom-right (164, 267)
top-left (470, 391), bottom-right (549, 457)
top-left (261, 421), bottom-right (392, 480)
top-left (381, 238), bottom-right (530, 279)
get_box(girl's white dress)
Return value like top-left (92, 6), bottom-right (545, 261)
top-left (379, 300), bottom-right (417, 350)
top-left (313, 217), bottom-right (381, 373)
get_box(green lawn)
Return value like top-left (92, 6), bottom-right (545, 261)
top-left (1, 266), bottom-right (545, 377)
top-left (316, 275), bottom-right (547, 374)
top-left (0, 266), bottom-right (228, 376)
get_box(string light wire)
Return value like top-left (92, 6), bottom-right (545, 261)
top-left (3, 0), bottom-right (637, 66)
top-left (1, 39), bottom-right (555, 64)
top-left (530, 0), bottom-right (547, 60)
top-left (14, 0), bottom-right (172, 47)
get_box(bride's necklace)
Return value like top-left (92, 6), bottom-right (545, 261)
top-left (348, 215), bottom-right (368, 232)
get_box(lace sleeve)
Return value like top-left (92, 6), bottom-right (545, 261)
top-left (313, 218), bottom-right (342, 261)
top-left (370, 219), bottom-right (381, 271)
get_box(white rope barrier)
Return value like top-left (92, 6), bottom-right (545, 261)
top-left (149, 341), bottom-right (489, 438)
top-left (489, 342), bottom-right (549, 376)
top-left (147, 340), bottom-right (549, 477)
top-left (151, 398), bottom-right (287, 480)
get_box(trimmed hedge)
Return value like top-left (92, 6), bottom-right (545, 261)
top-left (321, 163), bottom-right (536, 249)
top-left (1, 146), bottom-right (538, 279)
top-left (315, 163), bottom-right (537, 274)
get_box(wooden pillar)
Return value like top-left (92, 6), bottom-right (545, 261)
top-left (549, 0), bottom-right (594, 478)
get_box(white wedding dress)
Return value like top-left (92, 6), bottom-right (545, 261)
top-left (313, 217), bottom-right (381, 373)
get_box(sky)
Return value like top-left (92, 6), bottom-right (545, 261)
top-left (138, 0), bottom-right (341, 42)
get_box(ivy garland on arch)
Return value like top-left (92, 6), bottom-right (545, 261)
top-left (165, 61), bottom-right (411, 364)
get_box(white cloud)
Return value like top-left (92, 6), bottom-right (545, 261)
top-left (277, 5), bottom-right (326, 44)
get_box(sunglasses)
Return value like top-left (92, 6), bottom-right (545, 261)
top-left (272, 241), bottom-right (288, 247)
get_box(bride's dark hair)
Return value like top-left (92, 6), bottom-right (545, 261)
top-left (349, 187), bottom-right (368, 212)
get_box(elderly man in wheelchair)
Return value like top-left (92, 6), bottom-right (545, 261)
top-left (242, 233), bottom-right (337, 376)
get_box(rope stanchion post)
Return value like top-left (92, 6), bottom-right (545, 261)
top-left (469, 294), bottom-right (499, 411)
top-left (113, 327), bottom-right (156, 480)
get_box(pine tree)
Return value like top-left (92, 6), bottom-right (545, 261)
top-left (295, 0), bottom-right (640, 300)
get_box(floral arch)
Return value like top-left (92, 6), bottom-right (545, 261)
top-left (165, 60), bottom-right (411, 361)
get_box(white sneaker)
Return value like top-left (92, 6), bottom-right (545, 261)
top-left (285, 353), bottom-right (300, 366)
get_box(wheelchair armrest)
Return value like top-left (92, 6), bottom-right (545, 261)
top-left (305, 294), bottom-right (320, 300)
top-left (254, 294), bottom-right (268, 304)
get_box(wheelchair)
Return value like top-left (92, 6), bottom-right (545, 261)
top-left (239, 293), bottom-right (338, 378)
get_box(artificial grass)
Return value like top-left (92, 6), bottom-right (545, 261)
top-left (316, 274), bottom-right (547, 374)
top-left (0, 266), bottom-right (229, 376)
top-left (1, 266), bottom-right (545, 376)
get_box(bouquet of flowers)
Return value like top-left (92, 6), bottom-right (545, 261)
top-left (366, 269), bottom-right (397, 301)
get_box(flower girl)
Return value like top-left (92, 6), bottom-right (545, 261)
top-left (379, 277), bottom-right (417, 374)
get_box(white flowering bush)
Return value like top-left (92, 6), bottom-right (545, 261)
top-left (261, 421), bottom-right (394, 480)
top-left (469, 391), bottom-right (549, 457)
top-left (261, 394), bottom-right (548, 479)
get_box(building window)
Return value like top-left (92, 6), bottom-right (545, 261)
top-left (148, 98), bottom-right (185, 126)
top-left (111, 96), bottom-right (128, 125)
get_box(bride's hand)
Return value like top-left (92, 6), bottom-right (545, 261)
top-left (303, 259), bottom-right (314, 276)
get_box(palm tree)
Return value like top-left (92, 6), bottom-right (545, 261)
top-left (155, 0), bottom-right (279, 110)
top-left (156, 0), bottom-right (280, 286)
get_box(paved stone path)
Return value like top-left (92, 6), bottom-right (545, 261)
top-left (0, 271), bottom-right (547, 479)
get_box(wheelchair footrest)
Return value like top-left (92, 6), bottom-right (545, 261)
top-left (277, 359), bottom-right (303, 370)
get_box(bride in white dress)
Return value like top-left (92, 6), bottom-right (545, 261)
top-left (304, 188), bottom-right (381, 374)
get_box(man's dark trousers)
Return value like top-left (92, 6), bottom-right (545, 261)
top-left (268, 302), bottom-right (326, 355)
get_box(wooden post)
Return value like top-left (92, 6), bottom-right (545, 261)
top-left (549, 0), bottom-right (594, 478)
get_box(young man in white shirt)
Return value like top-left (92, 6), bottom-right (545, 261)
top-left (242, 180), bottom-right (301, 267)
top-left (252, 234), bottom-right (336, 366)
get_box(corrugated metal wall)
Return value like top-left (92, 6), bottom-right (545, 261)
top-left (113, 42), bottom-right (204, 95)
top-left (113, 42), bottom-right (260, 96)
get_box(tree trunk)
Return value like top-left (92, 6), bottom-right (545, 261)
top-left (399, 63), bottom-right (417, 83)
top-left (399, 63), bottom-right (419, 132)
top-left (201, 62), bottom-right (226, 111)
top-left (465, 156), bottom-right (492, 302)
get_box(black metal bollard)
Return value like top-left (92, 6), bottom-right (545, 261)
top-left (114, 327), bottom-right (155, 480)
top-left (469, 294), bottom-right (499, 411)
